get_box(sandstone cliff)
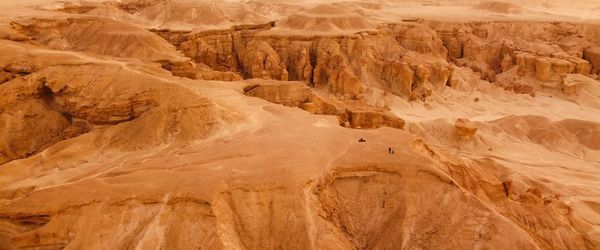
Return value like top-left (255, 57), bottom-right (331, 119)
top-left (0, 1), bottom-right (599, 249)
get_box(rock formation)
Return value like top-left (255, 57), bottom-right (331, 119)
top-left (0, 45), bottom-right (221, 164)
top-left (585, 47), bottom-right (600, 75)
top-left (0, 0), bottom-right (600, 249)
top-left (562, 74), bottom-right (598, 95)
top-left (243, 81), bottom-right (404, 129)
top-left (455, 118), bottom-right (478, 140)
top-left (241, 40), bottom-right (286, 80)
top-left (161, 60), bottom-right (243, 81)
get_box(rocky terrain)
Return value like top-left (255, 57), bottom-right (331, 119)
top-left (0, 0), bottom-right (599, 249)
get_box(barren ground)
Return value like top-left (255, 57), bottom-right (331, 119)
top-left (0, 0), bottom-right (599, 249)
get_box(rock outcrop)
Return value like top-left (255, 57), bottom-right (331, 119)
top-left (382, 61), bottom-right (414, 97)
top-left (562, 74), bottom-right (598, 95)
top-left (584, 47), bottom-right (600, 75)
top-left (243, 81), bottom-right (327, 110)
top-left (397, 24), bottom-right (448, 58)
top-left (455, 118), bottom-right (478, 140)
top-left (423, 21), bottom-right (599, 97)
top-left (312, 39), bottom-right (363, 98)
top-left (343, 109), bottom-right (405, 129)
top-left (0, 58), bottom-right (220, 164)
top-left (149, 17), bottom-right (600, 107)
top-left (161, 60), bottom-right (243, 81)
top-left (241, 40), bottom-right (287, 80)
top-left (0, 78), bottom-right (71, 164)
top-left (154, 22), bottom-right (455, 101)
top-left (243, 81), bottom-right (405, 129)
top-left (2, 2), bottom-right (600, 249)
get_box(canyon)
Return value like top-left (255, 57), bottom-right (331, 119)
top-left (0, 0), bottom-right (599, 249)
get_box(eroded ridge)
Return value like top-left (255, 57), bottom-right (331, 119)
top-left (0, 0), bottom-right (599, 249)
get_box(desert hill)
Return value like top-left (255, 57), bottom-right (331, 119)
top-left (0, 0), bottom-right (599, 249)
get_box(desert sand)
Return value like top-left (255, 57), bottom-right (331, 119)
top-left (0, 0), bottom-right (599, 249)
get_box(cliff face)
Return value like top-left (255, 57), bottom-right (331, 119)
top-left (1, 1), bottom-right (600, 249)
top-left (155, 19), bottom-right (600, 104)
top-left (157, 22), bottom-right (454, 101)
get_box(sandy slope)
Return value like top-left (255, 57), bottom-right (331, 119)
top-left (0, 0), bottom-right (599, 249)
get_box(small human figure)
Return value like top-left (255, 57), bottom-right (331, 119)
top-left (388, 147), bottom-right (392, 154)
